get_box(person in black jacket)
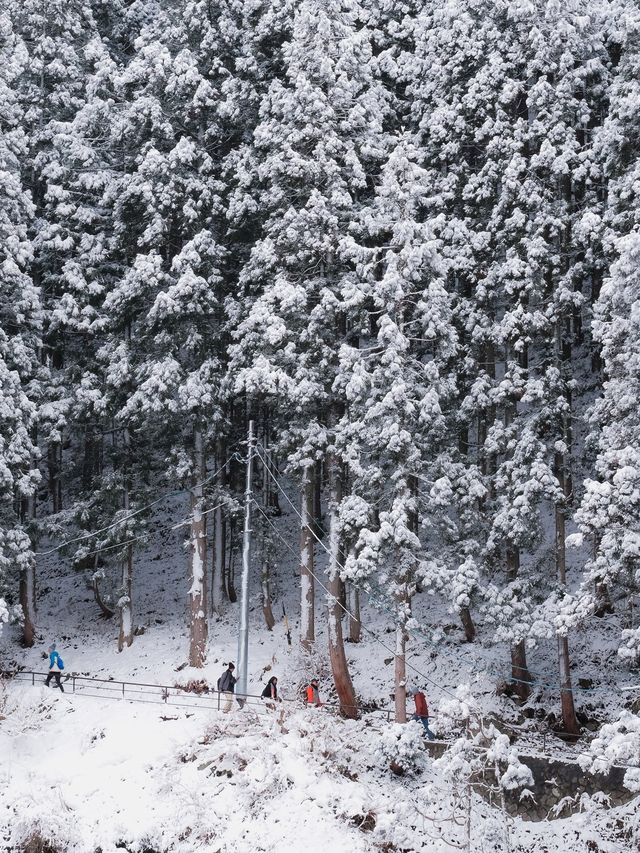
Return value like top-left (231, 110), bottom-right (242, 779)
top-left (261, 676), bottom-right (279, 710)
top-left (217, 662), bottom-right (237, 713)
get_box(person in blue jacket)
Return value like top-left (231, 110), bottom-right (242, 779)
top-left (45, 643), bottom-right (65, 691)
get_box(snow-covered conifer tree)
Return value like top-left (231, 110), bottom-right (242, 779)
top-left (0, 13), bottom-right (42, 642)
top-left (577, 4), bottom-right (640, 662)
top-left (339, 137), bottom-right (458, 722)
top-left (229, 0), bottom-right (389, 713)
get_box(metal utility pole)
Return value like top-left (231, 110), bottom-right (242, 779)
top-left (236, 419), bottom-right (255, 703)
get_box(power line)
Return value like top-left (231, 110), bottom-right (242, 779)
top-left (250, 493), bottom-right (461, 703)
top-left (251, 443), bottom-right (633, 700)
top-left (75, 500), bottom-right (227, 561)
top-left (35, 452), bottom-right (241, 557)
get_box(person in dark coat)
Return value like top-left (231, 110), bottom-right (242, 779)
top-left (409, 687), bottom-right (435, 740)
top-left (45, 643), bottom-right (65, 691)
top-left (261, 676), bottom-right (280, 710)
top-left (217, 662), bottom-right (237, 713)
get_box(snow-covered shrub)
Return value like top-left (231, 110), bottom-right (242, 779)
top-left (618, 628), bottom-right (640, 665)
top-left (486, 731), bottom-right (534, 792)
top-left (9, 796), bottom-right (85, 853)
top-left (435, 687), bottom-right (533, 793)
top-left (377, 722), bottom-right (427, 775)
top-left (1, 686), bottom-right (58, 733)
top-left (578, 710), bottom-right (640, 792)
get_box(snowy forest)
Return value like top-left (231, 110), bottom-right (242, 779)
top-left (2, 0), bottom-right (640, 850)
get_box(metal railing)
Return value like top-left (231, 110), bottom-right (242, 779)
top-left (1, 670), bottom-right (395, 721)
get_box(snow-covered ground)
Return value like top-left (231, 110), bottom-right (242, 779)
top-left (2, 684), bottom-right (638, 853)
top-left (1, 492), bottom-right (639, 852)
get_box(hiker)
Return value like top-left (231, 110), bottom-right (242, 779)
top-left (217, 662), bottom-right (237, 713)
top-left (45, 643), bottom-right (65, 692)
top-left (305, 678), bottom-right (322, 707)
top-left (409, 687), bottom-right (435, 740)
top-left (260, 675), bottom-right (282, 709)
top-left (261, 676), bottom-right (280, 710)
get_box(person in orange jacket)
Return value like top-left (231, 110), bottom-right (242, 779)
top-left (409, 687), bottom-right (436, 740)
top-left (305, 678), bottom-right (322, 707)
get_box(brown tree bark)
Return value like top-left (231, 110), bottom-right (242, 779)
top-left (91, 564), bottom-right (114, 619)
top-left (327, 449), bottom-right (358, 719)
top-left (348, 583), bottom-right (361, 643)
top-left (460, 607), bottom-right (476, 643)
top-left (506, 545), bottom-right (532, 701)
top-left (556, 491), bottom-right (579, 734)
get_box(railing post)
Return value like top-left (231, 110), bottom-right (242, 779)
top-left (32, 672), bottom-right (35, 686)
top-left (73, 677), bottom-right (76, 693)
top-left (122, 682), bottom-right (125, 697)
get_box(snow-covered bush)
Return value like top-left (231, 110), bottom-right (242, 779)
top-left (578, 710), bottom-right (640, 792)
top-left (435, 687), bottom-right (533, 794)
top-left (618, 628), bottom-right (640, 666)
top-left (377, 722), bottom-right (427, 775)
top-left (9, 795), bottom-right (85, 853)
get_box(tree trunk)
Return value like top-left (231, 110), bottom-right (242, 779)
top-left (211, 443), bottom-right (227, 616)
top-left (118, 425), bottom-right (134, 651)
top-left (594, 580), bottom-right (614, 617)
top-left (555, 314), bottom-right (580, 736)
top-left (19, 492), bottom-right (37, 647)
top-left (394, 622), bottom-right (407, 723)
top-left (313, 458), bottom-right (323, 539)
top-left (261, 567), bottom-right (275, 631)
top-left (590, 267), bottom-right (602, 374)
top-left (260, 442), bottom-right (276, 630)
top-left (212, 508), bottom-right (226, 615)
top-left (188, 423), bottom-right (208, 667)
top-left (502, 378), bottom-right (531, 700)
top-left (327, 449), bottom-right (358, 718)
top-left (48, 441), bottom-right (62, 512)
top-left (460, 606), bottom-right (476, 643)
top-left (348, 583), bottom-right (361, 643)
top-left (456, 428), bottom-right (477, 642)
top-left (300, 464), bottom-right (315, 651)
top-left (226, 522), bottom-right (237, 603)
top-left (92, 563), bottom-right (114, 619)
top-left (506, 545), bottom-right (532, 700)
top-left (266, 449), bottom-right (281, 516)
top-left (117, 543), bottom-right (133, 651)
top-left (478, 341), bottom-right (496, 484)
top-left (82, 425), bottom-right (101, 491)
top-left (554, 452), bottom-right (579, 734)
top-left (485, 341), bottom-right (496, 493)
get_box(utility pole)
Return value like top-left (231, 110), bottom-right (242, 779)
top-left (236, 419), bottom-right (255, 703)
